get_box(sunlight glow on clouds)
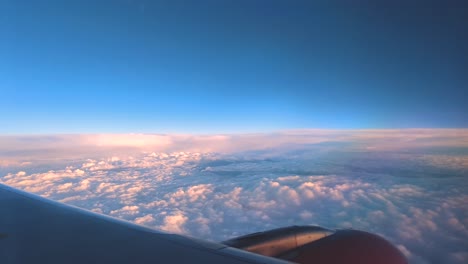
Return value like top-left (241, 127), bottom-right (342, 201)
top-left (1, 129), bottom-right (467, 264)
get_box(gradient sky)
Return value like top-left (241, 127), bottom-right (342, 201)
top-left (1, 1), bottom-right (467, 133)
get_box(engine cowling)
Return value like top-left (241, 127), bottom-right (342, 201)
top-left (222, 225), bottom-right (407, 264)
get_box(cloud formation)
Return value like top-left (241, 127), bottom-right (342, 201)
top-left (1, 130), bottom-right (467, 264)
top-left (1, 129), bottom-right (467, 164)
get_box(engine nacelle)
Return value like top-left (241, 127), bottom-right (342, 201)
top-left (222, 225), bottom-right (407, 264)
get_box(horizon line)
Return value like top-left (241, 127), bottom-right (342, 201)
top-left (1, 127), bottom-right (468, 136)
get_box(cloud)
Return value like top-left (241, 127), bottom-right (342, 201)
top-left (1, 130), bottom-right (468, 264)
top-left (160, 211), bottom-right (188, 234)
top-left (135, 214), bottom-right (155, 225)
top-left (89, 134), bottom-right (173, 148)
top-left (74, 179), bottom-right (91, 191)
top-left (110, 205), bottom-right (140, 216)
top-left (418, 155), bottom-right (468, 170)
top-left (1, 129), bottom-right (468, 165)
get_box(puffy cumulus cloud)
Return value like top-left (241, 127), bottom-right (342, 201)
top-left (1, 167), bottom-right (88, 194)
top-left (1, 131), bottom-right (468, 264)
top-left (110, 205), bottom-right (140, 216)
top-left (160, 211), bottom-right (188, 234)
top-left (135, 214), bottom-right (155, 226)
top-left (74, 179), bottom-right (91, 192)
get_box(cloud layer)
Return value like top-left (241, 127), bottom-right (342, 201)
top-left (1, 130), bottom-right (467, 264)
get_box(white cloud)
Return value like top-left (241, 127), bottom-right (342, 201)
top-left (74, 179), bottom-right (91, 191)
top-left (56, 182), bottom-right (73, 192)
top-left (160, 211), bottom-right (188, 234)
top-left (110, 205), bottom-right (140, 216)
top-left (135, 214), bottom-right (155, 225)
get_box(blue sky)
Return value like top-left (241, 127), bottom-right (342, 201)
top-left (1, 1), bottom-right (467, 133)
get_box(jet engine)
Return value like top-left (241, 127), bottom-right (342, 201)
top-left (222, 225), bottom-right (407, 264)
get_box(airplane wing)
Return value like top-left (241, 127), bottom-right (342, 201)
top-left (0, 183), bottom-right (407, 264)
top-left (0, 183), bottom-right (289, 264)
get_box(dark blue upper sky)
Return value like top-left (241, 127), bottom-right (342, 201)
top-left (1, 1), bottom-right (467, 133)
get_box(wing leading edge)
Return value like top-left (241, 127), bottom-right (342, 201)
top-left (0, 183), bottom-right (290, 264)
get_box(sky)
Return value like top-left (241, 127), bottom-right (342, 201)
top-left (1, 1), bottom-right (467, 133)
